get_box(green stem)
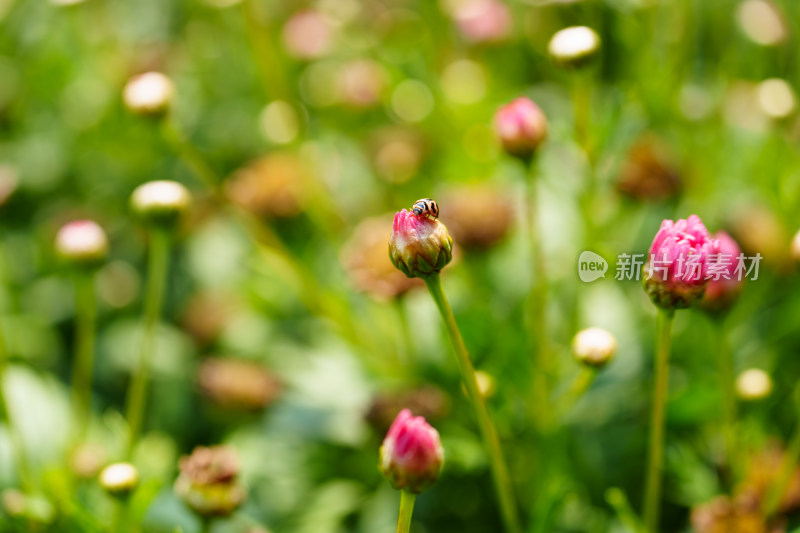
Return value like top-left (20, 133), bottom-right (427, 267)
top-left (606, 488), bottom-right (647, 533)
top-left (109, 499), bottom-right (128, 533)
top-left (0, 260), bottom-right (33, 490)
top-left (560, 367), bottom-right (597, 415)
top-left (124, 228), bottom-right (171, 459)
top-left (201, 516), bottom-right (213, 533)
top-left (240, 0), bottom-right (289, 99)
top-left (716, 319), bottom-right (737, 476)
top-left (643, 308), bottom-right (674, 533)
top-left (396, 491), bottom-right (416, 533)
top-left (524, 167), bottom-right (551, 429)
top-left (423, 273), bottom-right (521, 533)
top-left (70, 271), bottom-right (97, 444)
top-left (161, 117), bottom-right (219, 193)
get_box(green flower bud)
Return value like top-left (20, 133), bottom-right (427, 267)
top-left (389, 209), bottom-right (453, 279)
top-left (130, 180), bottom-right (192, 228)
top-left (99, 462), bottom-right (139, 499)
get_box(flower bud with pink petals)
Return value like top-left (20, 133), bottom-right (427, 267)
top-left (644, 215), bottom-right (720, 310)
top-left (55, 220), bottom-right (109, 268)
top-left (379, 409), bottom-right (444, 494)
top-left (702, 231), bottom-right (744, 312)
top-left (494, 97), bottom-right (548, 161)
top-left (389, 209), bottom-right (453, 279)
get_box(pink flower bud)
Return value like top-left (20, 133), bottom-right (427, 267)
top-left (702, 231), bottom-right (744, 312)
top-left (55, 220), bottom-right (109, 267)
top-left (389, 209), bottom-right (453, 279)
top-left (494, 97), bottom-right (548, 161)
top-left (379, 409), bottom-right (443, 494)
top-left (453, 0), bottom-right (512, 44)
top-left (644, 215), bottom-right (720, 310)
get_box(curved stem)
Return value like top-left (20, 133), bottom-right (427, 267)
top-left (396, 491), bottom-right (416, 533)
top-left (161, 117), bottom-right (219, 193)
top-left (560, 367), bottom-right (597, 415)
top-left (71, 271), bottom-right (97, 444)
top-left (423, 273), bottom-right (521, 533)
top-left (124, 228), bottom-right (171, 459)
top-left (643, 308), bottom-right (674, 533)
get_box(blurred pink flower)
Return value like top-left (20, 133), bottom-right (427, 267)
top-left (494, 97), bottom-right (548, 161)
top-left (645, 215), bottom-right (720, 309)
top-left (389, 208), bottom-right (453, 279)
top-left (282, 10), bottom-right (332, 60)
top-left (380, 409), bottom-right (444, 493)
top-left (454, 0), bottom-right (512, 44)
top-left (702, 231), bottom-right (744, 311)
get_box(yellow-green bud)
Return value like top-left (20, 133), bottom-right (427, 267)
top-left (572, 327), bottom-right (617, 368)
top-left (123, 72), bottom-right (174, 117)
top-left (131, 180), bottom-right (192, 228)
top-left (99, 462), bottom-right (139, 498)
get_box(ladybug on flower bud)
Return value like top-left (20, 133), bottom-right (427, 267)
top-left (412, 198), bottom-right (439, 219)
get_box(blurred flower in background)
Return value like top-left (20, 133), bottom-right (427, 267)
top-left (175, 446), bottom-right (246, 518)
top-left (616, 136), bottom-right (683, 202)
top-left (197, 357), bottom-right (282, 412)
top-left (226, 153), bottom-right (309, 218)
top-left (341, 215), bottom-right (423, 300)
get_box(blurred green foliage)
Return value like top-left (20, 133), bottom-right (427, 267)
top-left (1, 0), bottom-right (800, 531)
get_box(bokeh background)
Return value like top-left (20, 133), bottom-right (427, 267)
top-left (2, 0), bottom-right (800, 531)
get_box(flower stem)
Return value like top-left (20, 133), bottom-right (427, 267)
top-left (716, 318), bottom-right (737, 476)
top-left (124, 228), bottom-right (171, 459)
top-left (643, 308), bottom-right (674, 533)
top-left (109, 499), bottom-right (129, 533)
top-left (423, 273), bottom-right (521, 533)
top-left (396, 491), bottom-right (416, 533)
top-left (560, 367), bottom-right (597, 415)
top-left (524, 165), bottom-right (551, 428)
top-left (70, 271), bottom-right (97, 444)
top-left (161, 116), bottom-right (219, 193)
top-left (0, 252), bottom-right (33, 490)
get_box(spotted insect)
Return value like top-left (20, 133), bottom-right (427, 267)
top-left (412, 198), bottom-right (439, 219)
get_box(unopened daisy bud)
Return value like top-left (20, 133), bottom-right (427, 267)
top-left (123, 72), bottom-right (174, 117)
top-left (99, 462), bottom-right (139, 498)
top-left (175, 446), bottom-right (245, 518)
top-left (643, 215), bottom-right (720, 310)
top-left (701, 232), bottom-right (744, 312)
top-left (494, 97), bottom-right (548, 161)
top-left (389, 209), bottom-right (453, 279)
top-left (131, 180), bottom-right (191, 228)
top-left (736, 369), bottom-right (772, 401)
top-left (55, 220), bottom-right (109, 268)
top-left (379, 409), bottom-right (443, 494)
top-left (548, 26), bottom-right (601, 67)
top-left (572, 327), bottom-right (617, 368)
